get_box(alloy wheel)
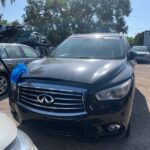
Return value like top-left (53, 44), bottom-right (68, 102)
top-left (0, 75), bottom-right (8, 95)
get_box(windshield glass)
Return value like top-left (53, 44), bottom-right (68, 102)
top-left (53, 37), bottom-right (125, 59)
top-left (131, 46), bottom-right (148, 52)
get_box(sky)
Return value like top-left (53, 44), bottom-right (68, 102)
top-left (0, 0), bottom-right (150, 37)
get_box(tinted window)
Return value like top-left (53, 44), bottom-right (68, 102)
top-left (21, 46), bottom-right (38, 58)
top-left (5, 45), bottom-right (23, 58)
top-left (1, 49), bottom-right (8, 59)
top-left (53, 37), bottom-right (125, 59)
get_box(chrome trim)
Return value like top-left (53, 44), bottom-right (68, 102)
top-left (20, 91), bottom-right (37, 97)
top-left (19, 83), bottom-right (86, 93)
top-left (20, 96), bottom-right (82, 106)
top-left (20, 87), bottom-right (82, 96)
top-left (18, 102), bottom-right (87, 118)
top-left (21, 91), bottom-right (82, 101)
top-left (20, 98), bottom-right (84, 110)
top-left (53, 102), bottom-right (83, 106)
top-left (21, 92), bottom-right (82, 102)
top-left (18, 82), bottom-right (87, 114)
top-left (54, 97), bottom-right (81, 101)
top-left (20, 95), bottom-right (37, 102)
top-left (82, 93), bottom-right (86, 112)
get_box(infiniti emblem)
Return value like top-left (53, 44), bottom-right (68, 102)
top-left (37, 94), bottom-right (55, 104)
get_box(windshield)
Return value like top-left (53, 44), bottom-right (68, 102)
top-left (53, 37), bottom-right (125, 59)
top-left (131, 46), bottom-right (148, 52)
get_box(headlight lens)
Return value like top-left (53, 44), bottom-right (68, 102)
top-left (96, 79), bottom-right (132, 100)
top-left (6, 130), bottom-right (37, 150)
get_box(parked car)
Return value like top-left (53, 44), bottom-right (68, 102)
top-left (130, 46), bottom-right (150, 63)
top-left (0, 112), bottom-right (37, 150)
top-left (9, 33), bottom-right (135, 139)
top-left (0, 43), bottom-right (40, 96)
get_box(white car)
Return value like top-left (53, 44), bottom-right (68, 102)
top-left (0, 113), bottom-right (37, 150)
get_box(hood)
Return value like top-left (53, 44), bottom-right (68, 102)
top-left (26, 58), bottom-right (127, 84)
top-left (0, 113), bottom-right (17, 149)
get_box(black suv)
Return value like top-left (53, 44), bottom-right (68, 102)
top-left (9, 33), bottom-right (135, 138)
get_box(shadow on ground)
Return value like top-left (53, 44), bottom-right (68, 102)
top-left (19, 88), bottom-right (150, 150)
top-left (137, 61), bottom-right (150, 65)
top-left (0, 94), bottom-right (8, 101)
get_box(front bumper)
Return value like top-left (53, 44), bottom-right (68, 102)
top-left (9, 85), bottom-right (135, 138)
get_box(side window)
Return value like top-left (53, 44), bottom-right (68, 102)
top-left (21, 46), bottom-right (38, 58)
top-left (5, 46), bottom-right (23, 58)
top-left (1, 49), bottom-right (8, 59)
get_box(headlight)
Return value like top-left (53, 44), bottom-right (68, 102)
top-left (6, 130), bottom-right (37, 150)
top-left (96, 79), bottom-right (132, 100)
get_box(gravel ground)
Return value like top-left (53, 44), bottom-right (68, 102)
top-left (0, 64), bottom-right (150, 150)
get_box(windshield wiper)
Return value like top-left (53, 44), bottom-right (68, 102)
top-left (77, 56), bottom-right (95, 59)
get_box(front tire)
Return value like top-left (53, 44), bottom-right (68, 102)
top-left (0, 73), bottom-right (9, 96)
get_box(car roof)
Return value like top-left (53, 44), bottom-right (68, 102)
top-left (0, 43), bottom-right (28, 49)
top-left (68, 33), bottom-right (124, 39)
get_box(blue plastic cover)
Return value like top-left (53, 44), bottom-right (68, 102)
top-left (10, 63), bottom-right (29, 84)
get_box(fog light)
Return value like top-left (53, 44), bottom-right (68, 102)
top-left (108, 124), bottom-right (121, 132)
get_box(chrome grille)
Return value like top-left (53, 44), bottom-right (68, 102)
top-left (18, 84), bottom-right (86, 114)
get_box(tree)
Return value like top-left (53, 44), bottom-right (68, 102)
top-left (134, 32), bottom-right (144, 46)
top-left (0, 14), bottom-right (9, 25)
top-left (11, 20), bottom-right (21, 26)
top-left (127, 37), bottom-right (135, 47)
top-left (0, 15), bottom-right (21, 26)
top-left (0, 0), bottom-right (15, 6)
top-left (24, 0), bottom-right (132, 45)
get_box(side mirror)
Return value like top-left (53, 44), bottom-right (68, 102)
top-left (49, 47), bottom-right (55, 52)
top-left (49, 47), bottom-right (56, 57)
top-left (128, 51), bottom-right (136, 60)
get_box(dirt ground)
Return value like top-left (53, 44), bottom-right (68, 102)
top-left (0, 64), bottom-right (150, 150)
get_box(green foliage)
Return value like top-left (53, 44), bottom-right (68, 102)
top-left (24, 0), bottom-right (132, 45)
top-left (0, 15), bottom-right (21, 27)
top-left (11, 20), bottom-right (21, 26)
top-left (134, 32), bottom-right (144, 46)
top-left (127, 32), bottom-right (144, 47)
top-left (127, 37), bottom-right (135, 47)
top-left (0, 14), bottom-right (9, 25)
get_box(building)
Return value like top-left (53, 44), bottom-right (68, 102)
top-left (144, 31), bottom-right (150, 49)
